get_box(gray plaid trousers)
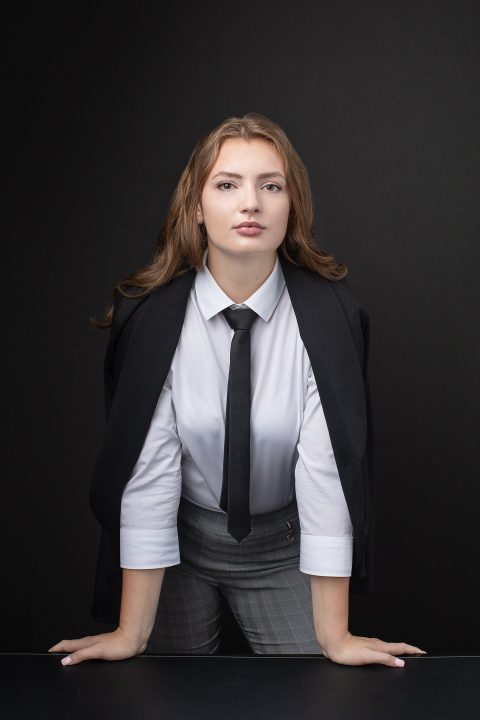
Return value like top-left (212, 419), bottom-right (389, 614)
top-left (145, 495), bottom-right (322, 655)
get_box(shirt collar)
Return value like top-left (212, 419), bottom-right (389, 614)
top-left (195, 247), bottom-right (286, 322)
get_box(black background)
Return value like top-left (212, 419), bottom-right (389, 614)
top-left (4, 0), bottom-right (479, 654)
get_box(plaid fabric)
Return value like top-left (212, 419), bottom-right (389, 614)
top-left (146, 496), bottom-right (322, 654)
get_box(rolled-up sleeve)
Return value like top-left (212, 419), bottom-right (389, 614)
top-left (120, 367), bottom-right (183, 569)
top-left (295, 367), bottom-right (354, 576)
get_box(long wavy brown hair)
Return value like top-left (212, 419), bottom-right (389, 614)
top-left (90, 112), bottom-right (347, 329)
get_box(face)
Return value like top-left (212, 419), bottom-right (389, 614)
top-left (196, 138), bottom-right (291, 261)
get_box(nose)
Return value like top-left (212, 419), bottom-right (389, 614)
top-left (239, 182), bottom-right (260, 214)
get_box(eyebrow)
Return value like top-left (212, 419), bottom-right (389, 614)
top-left (211, 171), bottom-right (286, 180)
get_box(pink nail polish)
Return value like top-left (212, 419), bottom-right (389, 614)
top-left (61, 656), bottom-right (72, 666)
top-left (395, 658), bottom-right (405, 667)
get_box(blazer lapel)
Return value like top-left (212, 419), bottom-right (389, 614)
top-left (90, 268), bottom-right (197, 531)
top-left (278, 253), bottom-right (367, 467)
top-left (279, 254), bottom-right (369, 568)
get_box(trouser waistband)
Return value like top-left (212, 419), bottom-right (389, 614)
top-left (178, 494), bottom-right (298, 528)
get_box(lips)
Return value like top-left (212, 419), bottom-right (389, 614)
top-left (234, 222), bottom-right (265, 229)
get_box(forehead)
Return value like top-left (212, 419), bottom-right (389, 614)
top-left (210, 137), bottom-right (284, 172)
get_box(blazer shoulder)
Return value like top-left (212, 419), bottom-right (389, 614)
top-left (328, 276), bottom-right (370, 354)
top-left (329, 275), bottom-right (359, 306)
top-left (110, 285), bottom-right (150, 344)
top-left (109, 269), bottom-right (197, 349)
top-left (330, 275), bottom-right (368, 325)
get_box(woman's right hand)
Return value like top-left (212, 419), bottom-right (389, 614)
top-left (48, 627), bottom-right (146, 666)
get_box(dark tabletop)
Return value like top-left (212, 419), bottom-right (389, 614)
top-left (2, 653), bottom-right (480, 720)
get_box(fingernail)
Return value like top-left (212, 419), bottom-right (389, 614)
top-left (395, 658), bottom-right (405, 667)
top-left (420, 650), bottom-right (428, 654)
top-left (61, 656), bottom-right (72, 666)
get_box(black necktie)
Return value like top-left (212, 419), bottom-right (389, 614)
top-left (220, 306), bottom-right (259, 542)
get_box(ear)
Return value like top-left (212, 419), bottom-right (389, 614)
top-left (196, 203), bottom-right (203, 224)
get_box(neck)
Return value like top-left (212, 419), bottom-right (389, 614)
top-left (206, 244), bottom-right (277, 304)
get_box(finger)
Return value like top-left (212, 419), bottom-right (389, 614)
top-left (368, 639), bottom-right (426, 655)
top-left (362, 650), bottom-right (406, 668)
top-left (61, 644), bottom-right (105, 666)
top-left (48, 640), bottom-right (71, 652)
top-left (48, 636), bottom-right (101, 653)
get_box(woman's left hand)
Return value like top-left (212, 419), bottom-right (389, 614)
top-left (320, 631), bottom-right (427, 667)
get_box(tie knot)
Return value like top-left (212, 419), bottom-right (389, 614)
top-left (221, 306), bottom-right (259, 331)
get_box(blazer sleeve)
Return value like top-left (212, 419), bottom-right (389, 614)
top-left (331, 278), bottom-right (376, 593)
top-left (90, 287), bottom-right (150, 625)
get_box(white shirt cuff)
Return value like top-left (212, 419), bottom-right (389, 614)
top-left (120, 526), bottom-right (181, 569)
top-left (299, 533), bottom-right (353, 576)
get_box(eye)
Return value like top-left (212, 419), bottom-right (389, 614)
top-left (217, 182), bottom-right (235, 190)
top-left (264, 183), bottom-right (281, 192)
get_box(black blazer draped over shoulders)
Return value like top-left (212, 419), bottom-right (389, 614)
top-left (89, 251), bottom-right (375, 624)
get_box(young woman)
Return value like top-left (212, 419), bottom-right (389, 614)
top-left (49, 112), bottom-right (426, 667)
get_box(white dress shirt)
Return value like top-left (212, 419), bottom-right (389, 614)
top-left (120, 248), bottom-right (354, 576)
